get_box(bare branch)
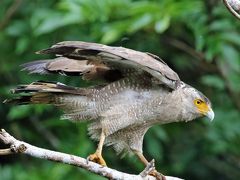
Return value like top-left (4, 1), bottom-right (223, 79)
top-left (163, 37), bottom-right (205, 61)
top-left (0, 129), bottom-right (183, 180)
top-left (223, 0), bottom-right (240, 20)
top-left (216, 60), bottom-right (240, 111)
top-left (29, 117), bottom-right (60, 149)
top-left (163, 37), bottom-right (217, 73)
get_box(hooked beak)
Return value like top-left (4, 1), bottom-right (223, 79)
top-left (205, 108), bottom-right (214, 121)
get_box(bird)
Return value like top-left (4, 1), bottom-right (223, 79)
top-left (4, 41), bottom-right (214, 179)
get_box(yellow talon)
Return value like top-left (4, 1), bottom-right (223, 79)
top-left (87, 153), bottom-right (107, 166)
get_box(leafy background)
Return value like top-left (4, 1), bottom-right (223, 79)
top-left (0, 0), bottom-right (239, 180)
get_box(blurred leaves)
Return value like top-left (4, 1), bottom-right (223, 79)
top-left (201, 75), bottom-right (225, 90)
top-left (0, 0), bottom-right (240, 180)
top-left (7, 106), bottom-right (32, 120)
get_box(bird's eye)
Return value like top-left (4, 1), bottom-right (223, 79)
top-left (194, 99), bottom-right (203, 106)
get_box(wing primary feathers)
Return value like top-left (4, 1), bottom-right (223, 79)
top-left (24, 41), bottom-right (181, 89)
top-left (21, 60), bottom-right (52, 74)
top-left (21, 57), bottom-right (124, 82)
top-left (145, 52), bottom-right (167, 65)
top-left (36, 46), bottom-right (76, 55)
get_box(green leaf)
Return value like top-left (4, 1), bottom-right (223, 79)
top-left (7, 106), bottom-right (32, 120)
top-left (221, 44), bottom-right (240, 73)
top-left (209, 20), bottom-right (233, 31)
top-left (101, 21), bottom-right (129, 43)
top-left (101, 28), bottom-right (122, 44)
top-left (201, 75), bottom-right (225, 90)
top-left (15, 37), bottom-right (30, 54)
top-left (152, 126), bottom-right (169, 142)
top-left (154, 16), bottom-right (170, 33)
top-left (33, 10), bottom-right (82, 36)
top-left (5, 20), bottom-right (28, 37)
top-left (228, 73), bottom-right (240, 92)
top-left (128, 13), bottom-right (152, 33)
top-left (221, 32), bottom-right (240, 47)
top-left (205, 35), bottom-right (222, 62)
top-left (146, 136), bottom-right (162, 160)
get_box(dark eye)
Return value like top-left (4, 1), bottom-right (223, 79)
top-left (196, 100), bottom-right (201, 104)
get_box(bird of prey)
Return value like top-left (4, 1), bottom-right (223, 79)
top-left (5, 41), bottom-right (214, 179)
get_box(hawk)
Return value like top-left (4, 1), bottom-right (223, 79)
top-left (5, 41), bottom-right (214, 179)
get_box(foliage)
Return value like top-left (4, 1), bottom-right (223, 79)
top-left (0, 0), bottom-right (239, 180)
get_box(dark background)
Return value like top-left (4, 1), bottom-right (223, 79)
top-left (0, 0), bottom-right (240, 180)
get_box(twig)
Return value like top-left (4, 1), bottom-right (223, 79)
top-left (223, 0), bottom-right (240, 20)
top-left (0, 129), bottom-right (183, 180)
top-left (0, 0), bottom-right (22, 30)
top-left (216, 60), bottom-right (240, 111)
top-left (163, 37), bottom-right (217, 72)
top-left (163, 37), bottom-right (205, 61)
top-left (29, 117), bottom-right (60, 149)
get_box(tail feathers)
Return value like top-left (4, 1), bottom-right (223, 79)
top-left (3, 93), bottom-right (54, 105)
top-left (11, 81), bottom-right (88, 95)
top-left (4, 81), bottom-right (90, 105)
top-left (4, 81), bottom-right (98, 121)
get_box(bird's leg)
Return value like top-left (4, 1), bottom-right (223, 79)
top-left (135, 151), bottom-right (166, 180)
top-left (87, 130), bottom-right (107, 166)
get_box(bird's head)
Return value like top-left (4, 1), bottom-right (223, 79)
top-left (181, 85), bottom-right (214, 121)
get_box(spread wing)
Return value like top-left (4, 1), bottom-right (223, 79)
top-left (22, 41), bottom-right (180, 89)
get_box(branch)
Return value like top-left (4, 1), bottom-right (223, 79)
top-left (0, 129), bottom-right (183, 180)
top-left (163, 37), bottom-right (217, 73)
top-left (0, 0), bottom-right (22, 30)
top-left (28, 117), bottom-right (60, 149)
top-left (216, 60), bottom-right (240, 111)
top-left (223, 0), bottom-right (240, 20)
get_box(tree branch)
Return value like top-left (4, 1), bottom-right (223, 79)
top-left (0, 0), bottom-right (22, 30)
top-left (162, 37), bottom-right (217, 73)
top-left (0, 129), bottom-right (183, 180)
top-left (223, 0), bottom-right (240, 20)
top-left (28, 117), bottom-right (60, 149)
top-left (216, 60), bottom-right (240, 111)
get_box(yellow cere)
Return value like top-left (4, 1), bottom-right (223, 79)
top-left (194, 99), bottom-right (209, 114)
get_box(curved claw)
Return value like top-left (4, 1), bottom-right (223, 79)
top-left (87, 153), bottom-right (107, 166)
top-left (149, 170), bottom-right (166, 180)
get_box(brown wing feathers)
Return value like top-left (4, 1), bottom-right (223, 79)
top-left (17, 41), bottom-right (181, 102)
top-left (22, 57), bottom-right (123, 82)
top-left (4, 41), bottom-right (181, 121)
top-left (35, 41), bottom-right (180, 89)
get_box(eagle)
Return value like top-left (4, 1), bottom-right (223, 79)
top-left (5, 41), bottom-right (214, 179)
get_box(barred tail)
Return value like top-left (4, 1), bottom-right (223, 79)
top-left (4, 81), bottom-right (97, 121)
top-left (3, 81), bottom-right (89, 105)
top-left (3, 93), bottom-right (53, 105)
